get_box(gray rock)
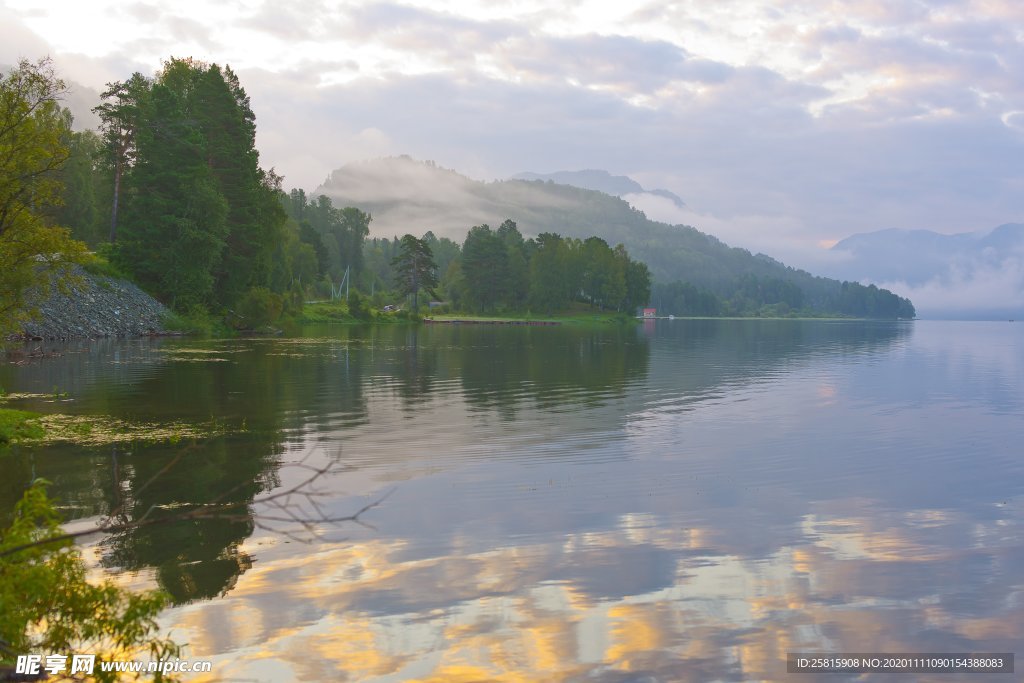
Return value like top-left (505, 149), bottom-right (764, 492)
top-left (19, 266), bottom-right (170, 341)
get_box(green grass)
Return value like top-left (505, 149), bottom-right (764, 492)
top-left (297, 301), bottom-right (406, 324)
top-left (426, 307), bottom-right (636, 325)
top-left (0, 408), bottom-right (44, 445)
top-left (160, 308), bottom-right (234, 337)
top-left (80, 251), bottom-right (130, 280)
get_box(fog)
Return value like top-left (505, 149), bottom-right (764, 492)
top-left (880, 252), bottom-right (1024, 320)
top-left (824, 225), bottom-right (1024, 319)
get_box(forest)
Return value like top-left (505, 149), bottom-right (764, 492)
top-left (2, 57), bottom-right (913, 336)
top-left (281, 189), bottom-right (651, 316)
top-left (318, 157), bottom-right (917, 320)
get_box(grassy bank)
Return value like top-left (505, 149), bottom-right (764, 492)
top-left (426, 311), bottom-right (636, 325)
top-left (297, 301), bottom-right (408, 324)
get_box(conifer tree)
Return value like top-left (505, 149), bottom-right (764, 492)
top-left (117, 81), bottom-right (227, 309)
top-left (392, 234), bottom-right (438, 313)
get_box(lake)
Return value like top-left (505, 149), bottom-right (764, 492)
top-left (2, 319), bottom-right (1022, 681)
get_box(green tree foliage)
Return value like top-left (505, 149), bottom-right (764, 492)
top-left (391, 234), bottom-right (439, 313)
top-left (581, 237), bottom-right (624, 309)
top-left (346, 290), bottom-right (371, 320)
top-left (651, 275), bottom-right (914, 319)
top-left (448, 223), bottom-right (651, 314)
top-left (54, 130), bottom-right (106, 247)
top-left (441, 258), bottom-right (466, 309)
top-left (651, 281), bottom-right (721, 316)
top-left (299, 220), bottom-right (329, 275)
top-left (461, 224), bottom-right (511, 312)
top-left (528, 233), bottom-right (572, 312)
top-left (420, 231), bottom-right (461, 280)
top-left (620, 245), bottom-right (652, 313)
top-left (235, 286), bottom-right (283, 329)
top-left (0, 58), bottom-right (86, 335)
top-left (336, 207), bottom-right (371, 279)
top-left (186, 62), bottom-right (284, 307)
top-left (317, 161), bottom-right (916, 317)
top-left (836, 281), bottom-right (915, 319)
top-left (116, 80), bottom-right (228, 310)
top-left (496, 220), bottom-right (530, 308)
top-left (93, 72), bottom-right (149, 243)
top-left (98, 59), bottom-right (286, 313)
top-left (283, 193), bottom-right (370, 281)
top-left (363, 236), bottom-right (399, 295)
top-left (0, 481), bottom-right (179, 681)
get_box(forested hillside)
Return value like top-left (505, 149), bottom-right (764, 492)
top-left (318, 157), bottom-right (915, 318)
top-left (29, 59), bottom-right (326, 329)
top-left (4, 59), bottom-right (913, 333)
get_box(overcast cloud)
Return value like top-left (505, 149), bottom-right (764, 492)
top-left (2, 0), bottom-right (1023, 275)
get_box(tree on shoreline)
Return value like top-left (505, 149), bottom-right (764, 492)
top-left (94, 72), bottom-right (148, 244)
top-left (98, 58), bottom-right (287, 313)
top-left (0, 58), bottom-right (86, 336)
top-left (0, 481), bottom-right (178, 681)
top-left (392, 234), bottom-right (438, 314)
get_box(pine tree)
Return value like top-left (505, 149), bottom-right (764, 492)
top-left (391, 234), bottom-right (438, 314)
top-left (93, 72), bottom-right (149, 243)
top-left (461, 224), bottom-right (509, 312)
top-left (117, 82), bottom-right (227, 309)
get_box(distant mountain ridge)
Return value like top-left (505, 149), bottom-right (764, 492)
top-left (314, 156), bottom-right (913, 317)
top-left (511, 169), bottom-right (686, 208)
top-left (829, 224), bottom-right (1024, 285)
top-left (825, 224), bottom-right (1024, 319)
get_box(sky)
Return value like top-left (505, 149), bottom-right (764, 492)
top-left (3, 0), bottom-right (1024, 274)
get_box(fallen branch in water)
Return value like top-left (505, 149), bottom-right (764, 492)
top-left (0, 450), bottom-right (393, 558)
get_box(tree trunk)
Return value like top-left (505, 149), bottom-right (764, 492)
top-left (109, 158), bottom-right (121, 243)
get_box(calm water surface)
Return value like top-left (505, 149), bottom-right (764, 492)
top-left (2, 320), bottom-right (1022, 682)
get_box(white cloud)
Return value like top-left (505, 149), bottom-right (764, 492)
top-left (3, 0), bottom-right (1023, 307)
top-left (880, 251), bottom-right (1024, 318)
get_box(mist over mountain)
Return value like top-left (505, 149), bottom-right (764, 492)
top-left (824, 224), bottom-right (1024, 319)
top-left (315, 156), bottom-right (912, 317)
top-left (511, 169), bottom-right (686, 208)
top-left (313, 156), bottom-right (750, 290)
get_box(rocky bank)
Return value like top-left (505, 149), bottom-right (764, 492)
top-left (18, 266), bottom-right (169, 341)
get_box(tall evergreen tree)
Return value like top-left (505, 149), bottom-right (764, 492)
top-left (619, 245), bottom-right (652, 312)
top-left (335, 206), bottom-right (371, 279)
top-left (461, 224), bottom-right (510, 312)
top-left (392, 234), bottom-right (438, 313)
top-left (99, 59), bottom-right (286, 312)
top-left (528, 233), bottom-right (571, 313)
top-left (93, 72), bottom-right (149, 243)
top-left (117, 82), bottom-right (227, 309)
top-left (496, 219), bottom-right (529, 308)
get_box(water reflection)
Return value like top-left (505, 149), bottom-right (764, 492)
top-left (171, 498), bottom-right (1022, 681)
top-left (3, 320), bottom-right (1022, 682)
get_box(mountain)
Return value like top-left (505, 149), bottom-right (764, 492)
top-left (314, 156), bottom-right (913, 317)
top-left (512, 169), bottom-right (686, 208)
top-left (824, 224), bottom-right (1024, 319)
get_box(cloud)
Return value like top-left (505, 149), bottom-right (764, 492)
top-left (4, 0), bottom-right (1024, 309)
top-left (0, 6), bottom-right (52, 64)
top-left (880, 251), bottom-right (1024, 318)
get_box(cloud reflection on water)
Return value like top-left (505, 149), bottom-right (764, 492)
top-left (168, 487), bottom-right (1023, 681)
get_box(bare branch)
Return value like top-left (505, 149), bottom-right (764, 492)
top-left (0, 453), bottom-right (393, 559)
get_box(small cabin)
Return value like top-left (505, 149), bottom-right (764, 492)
top-left (642, 308), bottom-right (657, 318)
